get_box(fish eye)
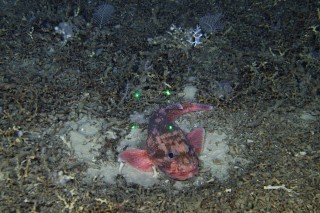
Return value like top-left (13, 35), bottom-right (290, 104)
top-left (168, 152), bottom-right (174, 159)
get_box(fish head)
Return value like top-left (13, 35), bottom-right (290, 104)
top-left (148, 130), bottom-right (200, 180)
top-left (159, 144), bottom-right (200, 180)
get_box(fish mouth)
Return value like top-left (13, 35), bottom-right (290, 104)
top-left (168, 167), bottom-right (199, 180)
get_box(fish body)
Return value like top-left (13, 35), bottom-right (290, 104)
top-left (119, 102), bottom-right (212, 180)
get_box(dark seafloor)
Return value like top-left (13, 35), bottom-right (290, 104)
top-left (0, 0), bottom-right (319, 212)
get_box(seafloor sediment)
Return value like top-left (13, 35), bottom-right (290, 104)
top-left (0, 0), bottom-right (319, 212)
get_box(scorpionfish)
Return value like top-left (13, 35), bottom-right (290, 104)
top-left (119, 102), bottom-right (212, 180)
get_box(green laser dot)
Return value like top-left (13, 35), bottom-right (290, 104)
top-left (133, 91), bottom-right (140, 98)
top-left (168, 125), bottom-right (173, 131)
top-left (164, 90), bottom-right (171, 96)
top-left (131, 125), bottom-right (137, 129)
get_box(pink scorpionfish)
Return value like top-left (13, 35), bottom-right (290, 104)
top-left (119, 102), bottom-right (212, 180)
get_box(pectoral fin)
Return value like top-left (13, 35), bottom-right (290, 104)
top-left (119, 149), bottom-right (154, 172)
top-left (187, 128), bottom-right (205, 154)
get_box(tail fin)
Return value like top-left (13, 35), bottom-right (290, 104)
top-left (165, 102), bottom-right (213, 121)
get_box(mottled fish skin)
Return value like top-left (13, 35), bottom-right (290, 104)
top-left (119, 102), bottom-right (212, 180)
